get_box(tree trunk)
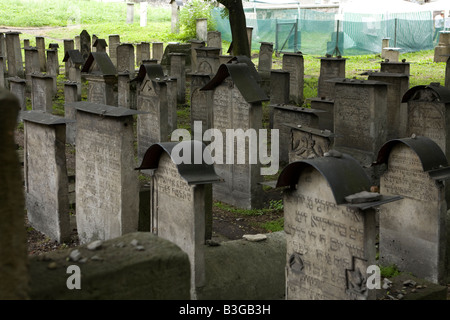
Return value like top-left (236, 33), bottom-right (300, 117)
top-left (219, 0), bottom-right (250, 57)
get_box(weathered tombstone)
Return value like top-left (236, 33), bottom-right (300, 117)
top-left (196, 18), bottom-right (208, 42)
top-left (161, 43), bottom-right (191, 73)
top-left (72, 102), bottom-right (142, 244)
top-left (22, 111), bottom-right (72, 243)
top-left (132, 64), bottom-right (170, 161)
top-left (434, 31), bottom-right (450, 63)
top-left (35, 36), bottom-right (46, 72)
top-left (109, 34), bottom-right (120, 67)
top-left (64, 81), bottom-right (81, 145)
top-left (46, 48), bottom-right (58, 94)
top-left (63, 39), bottom-right (75, 77)
top-left (23, 39), bottom-right (30, 48)
top-left (201, 63), bottom-right (269, 209)
top-left (190, 73), bottom-right (213, 131)
top-left (117, 43), bottom-right (135, 74)
top-left (282, 52), bottom-right (304, 105)
top-left (207, 31), bottom-right (222, 54)
top-left (170, 0), bottom-right (183, 33)
top-left (272, 105), bottom-right (323, 165)
top-left (383, 47), bottom-right (400, 63)
top-left (5, 31), bottom-right (24, 78)
top-left (317, 56), bottom-right (346, 100)
top-left (136, 42), bottom-right (150, 66)
top-left (118, 72), bottom-right (136, 109)
top-left (31, 73), bottom-right (54, 113)
top-left (258, 42), bottom-right (273, 74)
top-left (0, 56), bottom-right (5, 88)
top-left (309, 97), bottom-right (335, 131)
top-left (80, 30), bottom-right (91, 63)
top-left (62, 49), bottom-right (84, 97)
top-left (24, 47), bottom-right (40, 88)
top-left (287, 125), bottom-right (334, 162)
top-left (91, 34), bottom-right (98, 52)
top-left (277, 152), bottom-right (399, 300)
top-left (140, 1), bottom-right (148, 27)
top-left (247, 27), bottom-right (253, 50)
top-left (126, 2), bottom-right (134, 24)
top-left (0, 89), bottom-right (29, 299)
top-left (195, 47), bottom-right (220, 75)
top-left (8, 77), bottom-right (27, 111)
top-left (332, 78), bottom-right (388, 183)
top-left (74, 35), bottom-right (81, 51)
top-left (152, 42), bottom-right (164, 63)
top-left (0, 33), bottom-right (7, 60)
top-left (81, 52), bottom-right (118, 106)
top-left (446, 55), bottom-right (450, 90)
top-left (270, 70), bottom-right (290, 105)
top-left (190, 39), bottom-right (205, 73)
top-left (137, 140), bottom-right (221, 299)
top-left (376, 136), bottom-right (450, 284)
top-left (367, 71), bottom-right (409, 140)
top-left (93, 38), bottom-right (108, 53)
top-left (381, 37), bottom-right (390, 59)
top-left (403, 83), bottom-right (450, 160)
top-left (169, 53), bottom-right (186, 104)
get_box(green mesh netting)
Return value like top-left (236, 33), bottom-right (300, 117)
top-left (212, 7), bottom-right (435, 55)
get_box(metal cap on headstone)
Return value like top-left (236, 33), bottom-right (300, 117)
top-left (63, 50), bottom-right (84, 66)
top-left (21, 110), bottom-right (75, 125)
top-left (136, 140), bottom-right (222, 185)
top-left (131, 63), bottom-right (165, 83)
top-left (401, 82), bottom-right (450, 103)
top-left (81, 52), bottom-right (117, 75)
top-left (69, 101), bottom-right (146, 117)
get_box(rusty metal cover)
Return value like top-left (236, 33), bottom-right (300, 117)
top-left (375, 136), bottom-right (448, 172)
top-left (131, 64), bottom-right (165, 83)
top-left (136, 140), bottom-right (222, 185)
top-left (21, 110), bottom-right (75, 125)
top-left (200, 63), bottom-right (268, 103)
top-left (63, 49), bottom-right (84, 65)
top-left (81, 52), bottom-right (117, 75)
top-left (401, 82), bottom-right (450, 103)
top-left (70, 101), bottom-right (147, 117)
top-left (276, 152), bottom-right (371, 205)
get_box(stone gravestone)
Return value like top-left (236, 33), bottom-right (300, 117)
top-left (270, 70), bottom-right (290, 106)
top-left (93, 38), bottom-right (108, 53)
top-left (272, 105), bottom-right (324, 165)
top-left (258, 42), bottom-right (273, 95)
top-left (35, 36), bottom-right (46, 72)
top-left (80, 30), bottom-right (91, 63)
top-left (367, 71), bottom-right (409, 141)
top-left (380, 60), bottom-right (410, 76)
top-left (403, 83), bottom-right (450, 160)
top-left (317, 56), bottom-right (346, 100)
top-left (434, 31), bottom-right (450, 63)
top-left (64, 81), bottom-right (81, 145)
top-left (375, 136), bottom-right (450, 284)
top-left (0, 89), bottom-right (29, 299)
top-left (8, 77), bottom-right (27, 111)
top-left (136, 140), bottom-right (221, 299)
top-left (72, 102), bottom-right (142, 244)
top-left (169, 53), bottom-right (186, 104)
top-left (62, 50), bottom-right (84, 97)
top-left (46, 48), bottom-right (59, 94)
top-left (5, 31), bottom-right (24, 78)
top-left (282, 52), bottom-right (304, 105)
top-left (0, 56), bottom-right (5, 88)
top-left (91, 34), bottom-right (98, 52)
top-left (81, 52), bottom-right (118, 106)
top-left (152, 42), bottom-right (164, 63)
top-left (0, 32), bottom-right (7, 60)
top-left (117, 43), bottom-right (135, 75)
top-left (108, 34), bottom-right (120, 67)
top-left (309, 97), bottom-right (334, 131)
top-left (24, 47), bottom-right (40, 88)
top-left (190, 39), bottom-right (205, 74)
top-left (190, 73), bottom-right (213, 132)
top-left (31, 73), bottom-right (54, 113)
top-left (277, 152), bottom-right (400, 300)
top-left (207, 31), bottom-right (222, 53)
top-left (63, 39), bottom-right (74, 77)
top-left (287, 125), bottom-right (334, 162)
top-left (332, 78), bottom-right (388, 183)
top-left (201, 62), bottom-right (268, 209)
top-left (195, 47), bottom-right (220, 75)
top-left (196, 18), bottom-right (208, 42)
top-left (136, 42), bottom-right (150, 66)
top-left (126, 2), bottom-right (134, 24)
top-left (22, 111), bottom-right (73, 243)
top-left (446, 55), bottom-right (450, 90)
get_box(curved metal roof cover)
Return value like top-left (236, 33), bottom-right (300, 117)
top-left (228, 55), bottom-right (261, 82)
top-left (131, 63), bottom-right (165, 83)
top-left (70, 101), bottom-right (146, 117)
top-left (401, 82), bottom-right (450, 103)
top-left (21, 110), bottom-right (75, 125)
top-left (276, 152), bottom-right (371, 205)
top-left (136, 140), bottom-right (222, 185)
top-left (375, 136), bottom-right (448, 172)
top-left (63, 49), bottom-right (84, 65)
top-left (200, 63), bottom-right (268, 103)
top-left (81, 52), bottom-right (117, 75)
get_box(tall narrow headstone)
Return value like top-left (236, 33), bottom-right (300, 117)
top-left (277, 153), bottom-right (397, 300)
top-left (196, 18), bottom-right (208, 42)
top-left (0, 56), bottom-right (5, 88)
top-left (0, 89), bottom-right (29, 299)
top-left (109, 34), bottom-right (120, 67)
top-left (126, 2), bottom-right (134, 24)
top-left (35, 36), bottom-right (46, 72)
top-left (5, 32), bottom-right (24, 78)
top-left (117, 43), bottom-right (135, 74)
top-left (381, 37), bottom-right (390, 59)
top-left (0, 33), bottom-right (7, 61)
top-left (7, 77), bottom-right (27, 111)
top-left (207, 31), bottom-right (222, 54)
top-left (258, 42), bottom-right (273, 74)
top-left (282, 52), bottom-right (304, 105)
top-left (201, 63), bottom-right (269, 209)
top-left (63, 39), bottom-right (75, 77)
top-left (22, 111), bottom-right (72, 243)
top-left (118, 72), bottom-right (135, 109)
top-left (93, 39), bottom-right (108, 53)
top-left (169, 53), bottom-right (186, 104)
top-left (75, 35), bottom-right (81, 51)
top-left (136, 42), bottom-right (150, 66)
top-left (137, 141), bottom-right (221, 299)
top-left (247, 27), bottom-right (253, 50)
top-left (317, 56), bottom-right (346, 100)
top-left (91, 34), bottom-right (98, 52)
top-left (64, 81), bottom-right (81, 145)
top-left (63, 49), bottom-right (84, 97)
top-left (190, 73), bottom-right (213, 131)
top-left (152, 42), bottom-right (164, 63)
top-left (73, 102), bottom-right (142, 244)
top-left (376, 136), bottom-right (450, 284)
top-left (31, 73), bottom-right (54, 113)
top-left (46, 48), bottom-right (59, 94)
top-left (170, 0), bottom-right (182, 33)
top-left (195, 47), bottom-right (220, 75)
top-left (24, 47), bottom-right (40, 88)
top-left (80, 30), bottom-right (91, 63)
top-left (140, 1), bottom-right (148, 27)
top-left (190, 39), bottom-right (205, 73)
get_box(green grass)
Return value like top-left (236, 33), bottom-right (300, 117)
top-left (260, 217), bottom-right (284, 232)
